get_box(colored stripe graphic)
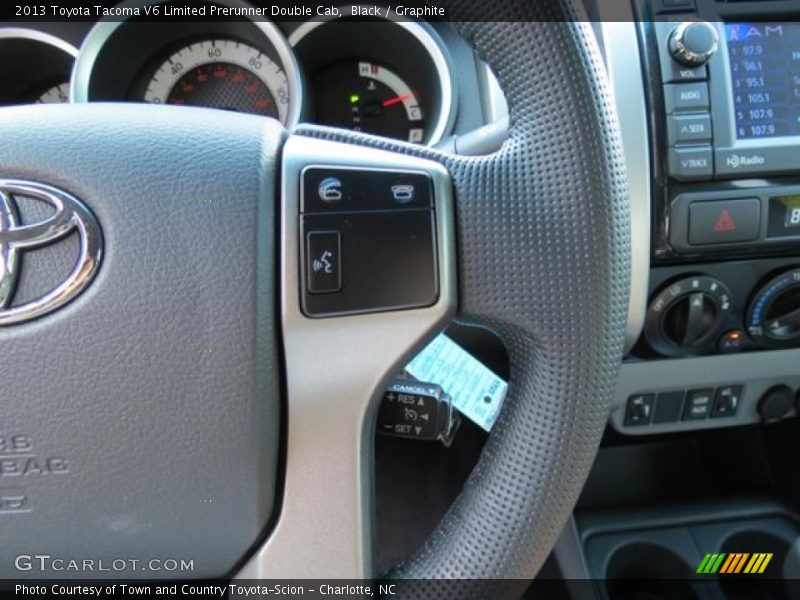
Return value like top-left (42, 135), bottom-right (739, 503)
top-left (733, 553), bottom-right (750, 573)
top-left (711, 554), bottom-right (726, 573)
top-left (697, 553), bottom-right (726, 574)
top-left (745, 553), bottom-right (773, 574)
top-left (699, 552), bottom-right (773, 574)
top-left (719, 554), bottom-right (736, 573)
top-left (696, 553), bottom-right (713, 573)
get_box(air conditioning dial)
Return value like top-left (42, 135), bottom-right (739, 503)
top-left (747, 268), bottom-right (800, 348)
top-left (645, 276), bottom-right (733, 357)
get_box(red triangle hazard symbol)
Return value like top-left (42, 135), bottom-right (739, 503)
top-left (713, 209), bottom-right (737, 232)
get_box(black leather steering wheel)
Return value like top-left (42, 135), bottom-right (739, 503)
top-left (0, 0), bottom-right (629, 596)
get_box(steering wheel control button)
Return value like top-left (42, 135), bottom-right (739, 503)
top-left (625, 394), bottom-right (655, 426)
top-left (667, 114), bottom-right (712, 145)
top-left (301, 167), bottom-right (432, 213)
top-left (711, 385), bottom-right (743, 418)
top-left (306, 231), bottom-right (341, 294)
top-left (299, 163), bottom-right (438, 317)
top-left (654, 391), bottom-right (686, 424)
top-left (688, 198), bottom-right (761, 245)
top-left (664, 82), bottom-right (710, 114)
top-left (668, 146), bottom-right (713, 181)
top-left (301, 210), bottom-right (437, 317)
top-left (683, 388), bottom-right (714, 420)
top-left (317, 176), bottom-right (343, 204)
top-left (377, 379), bottom-right (460, 446)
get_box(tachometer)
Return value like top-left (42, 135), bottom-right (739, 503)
top-left (144, 39), bottom-right (291, 122)
top-left (312, 61), bottom-right (425, 143)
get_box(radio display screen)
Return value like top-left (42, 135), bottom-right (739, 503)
top-left (725, 22), bottom-right (800, 139)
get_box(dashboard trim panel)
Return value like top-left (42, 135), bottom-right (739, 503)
top-left (0, 27), bottom-right (78, 57)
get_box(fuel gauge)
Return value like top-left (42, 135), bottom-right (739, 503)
top-left (312, 60), bottom-right (425, 143)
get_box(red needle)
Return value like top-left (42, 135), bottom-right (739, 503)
top-left (382, 94), bottom-right (412, 108)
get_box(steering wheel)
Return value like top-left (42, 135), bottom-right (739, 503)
top-left (0, 0), bottom-right (629, 596)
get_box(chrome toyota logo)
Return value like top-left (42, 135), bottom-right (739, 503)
top-left (0, 180), bottom-right (102, 325)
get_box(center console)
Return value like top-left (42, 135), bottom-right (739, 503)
top-left (611, 0), bottom-right (800, 436)
top-left (549, 7), bottom-right (800, 599)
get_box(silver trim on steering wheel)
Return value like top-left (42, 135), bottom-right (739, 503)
top-left (235, 135), bottom-right (456, 578)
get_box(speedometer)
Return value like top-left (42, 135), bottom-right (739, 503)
top-left (144, 39), bottom-right (291, 122)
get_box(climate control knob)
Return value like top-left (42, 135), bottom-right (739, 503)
top-left (747, 268), bottom-right (800, 348)
top-left (645, 276), bottom-right (733, 357)
top-left (668, 21), bottom-right (719, 67)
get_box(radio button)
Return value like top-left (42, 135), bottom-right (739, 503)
top-left (667, 114), bottom-right (712, 145)
top-left (668, 146), bottom-right (713, 181)
top-left (664, 82), bottom-right (710, 113)
top-left (688, 198), bottom-right (761, 245)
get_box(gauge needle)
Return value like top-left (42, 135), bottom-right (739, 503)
top-left (382, 94), bottom-right (412, 108)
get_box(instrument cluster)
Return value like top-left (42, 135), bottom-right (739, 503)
top-left (1, 2), bottom-right (456, 146)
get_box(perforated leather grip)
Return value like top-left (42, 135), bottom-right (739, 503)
top-left (295, 0), bottom-right (630, 593)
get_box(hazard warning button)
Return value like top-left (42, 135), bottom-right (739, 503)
top-left (688, 198), bottom-right (761, 245)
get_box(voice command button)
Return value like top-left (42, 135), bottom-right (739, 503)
top-left (306, 231), bottom-right (341, 294)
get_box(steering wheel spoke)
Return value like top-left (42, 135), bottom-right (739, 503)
top-left (237, 135), bottom-right (456, 578)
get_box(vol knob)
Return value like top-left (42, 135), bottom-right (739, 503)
top-left (669, 21), bottom-right (719, 67)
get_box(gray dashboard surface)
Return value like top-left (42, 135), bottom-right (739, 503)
top-left (612, 349), bottom-right (800, 435)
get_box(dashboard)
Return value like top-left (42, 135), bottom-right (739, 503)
top-left (610, 0), bottom-right (800, 439)
top-left (4, 0), bottom-right (799, 444)
top-left (1, 2), bottom-right (500, 146)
